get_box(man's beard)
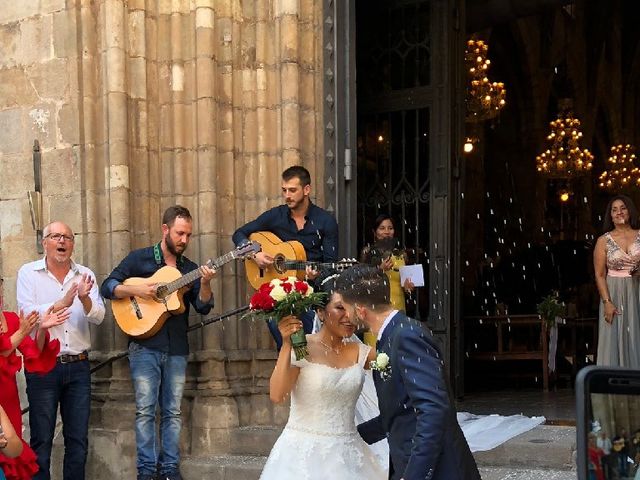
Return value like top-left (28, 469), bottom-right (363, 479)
top-left (166, 235), bottom-right (186, 256)
top-left (286, 197), bottom-right (305, 212)
top-left (52, 250), bottom-right (71, 264)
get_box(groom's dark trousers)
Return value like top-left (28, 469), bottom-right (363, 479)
top-left (358, 312), bottom-right (480, 480)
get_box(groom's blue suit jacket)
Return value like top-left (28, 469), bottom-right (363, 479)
top-left (358, 312), bottom-right (480, 480)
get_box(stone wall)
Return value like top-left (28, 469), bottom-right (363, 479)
top-left (0, 1), bottom-right (324, 478)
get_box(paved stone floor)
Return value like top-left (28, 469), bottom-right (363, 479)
top-left (457, 387), bottom-right (577, 423)
top-left (479, 467), bottom-right (576, 479)
top-left (459, 388), bottom-right (579, 479)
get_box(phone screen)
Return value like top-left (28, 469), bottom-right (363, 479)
top-left (588, 392), bottom-right (640, 479)
top-left (577, 367), bottom-right (640, 480)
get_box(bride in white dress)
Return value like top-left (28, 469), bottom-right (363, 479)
top-left (260, 287), bottom-right (387, 480)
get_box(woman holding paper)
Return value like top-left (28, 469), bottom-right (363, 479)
top-left (359, 214), bottom-right (415, 312)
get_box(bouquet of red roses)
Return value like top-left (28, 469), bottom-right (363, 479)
top-left (248, 276), bottom-right (327, 360)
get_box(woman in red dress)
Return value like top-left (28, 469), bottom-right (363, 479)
top-left (0, 278), bottom-right (69, 480)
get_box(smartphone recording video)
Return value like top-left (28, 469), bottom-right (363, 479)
top-left (577, 366), bottom-right (640, 480)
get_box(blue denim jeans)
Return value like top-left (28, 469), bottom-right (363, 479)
top-left (25, 359), bottom-right (91, 480)
top-left (128, 343), bottom-right (187, 478)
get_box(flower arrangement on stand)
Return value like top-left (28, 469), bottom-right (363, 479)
top-left (537, 291), bottom-right (565, 378)
top-left (247, 277), bottom-right (327, 360)
top-left (536, 292), bottom-right (565, 330)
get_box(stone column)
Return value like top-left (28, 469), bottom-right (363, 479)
top-left (0, 0), bottom-right (325, 477)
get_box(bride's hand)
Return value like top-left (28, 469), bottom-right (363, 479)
top-left (278, 316), bottom-right (303, 343)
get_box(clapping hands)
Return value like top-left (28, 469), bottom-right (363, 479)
top-left (40, 306), bottom-right (71, 330)
top-left (17, 310), bottom-right (39, 335)
top-left (55, 274), bottom-right (93, 310)
top-left (17, 306), bottom-right (70, 335)
top-left (76, 273), bottom-right (94, 300)
top-left (60, 283), bottom-right (78, 308)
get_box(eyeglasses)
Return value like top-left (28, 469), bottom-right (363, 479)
top-left (45, 233), bottom-right (75, 242)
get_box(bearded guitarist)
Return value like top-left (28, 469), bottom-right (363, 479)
top-left (232, 165), bottom-right (339, 349)
top-left (100, 205), bottom-right (215, 480)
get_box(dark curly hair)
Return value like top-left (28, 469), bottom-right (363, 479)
top-left (335, 264), bottom-right (390, 308)
top-left (316, 274), bottom-right (339, 308)
top-left (602, 195), bottom-right (640, 232)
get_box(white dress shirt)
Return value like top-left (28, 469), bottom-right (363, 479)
top-left (377, 309), bottom-right (399, 343)
top-left (17, 258), bottom-right (105, 355)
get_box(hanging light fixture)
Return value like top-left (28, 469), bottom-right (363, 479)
top-left (535, 100), bottom-right (594, 179)
top-left (465, 39), bottom-right (506, 122)
top-left (463, 137), bottom-right (476, 153)
top-left (598, 144), bottom-right (639, 191)
top-left (558, 188), bottom-right (572, 202)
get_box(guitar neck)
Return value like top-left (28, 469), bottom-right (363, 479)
top-left (164, 251), bottom-right (237, 294)
top-left (282, 261), bottom-right (325, 271)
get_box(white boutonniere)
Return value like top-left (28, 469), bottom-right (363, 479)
top-left (370, 352), bottom-right (392, 380)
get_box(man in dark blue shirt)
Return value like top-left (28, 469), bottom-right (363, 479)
top-left (232, 165), bottom-right (339, 347)
top-left (100, 205), bottom-right (216, 480)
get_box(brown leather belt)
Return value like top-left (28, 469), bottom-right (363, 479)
top-left (57, 352), bottom-right (88, 364)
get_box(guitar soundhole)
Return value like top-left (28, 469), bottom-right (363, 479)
top-left (156, 284), bottom-right (168, 300)
top-left (273, 255), bottom-right (286, 274)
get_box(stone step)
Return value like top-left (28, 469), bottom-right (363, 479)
top-left (181, 456), bottom-right (577, 480)
top-left (181, 425), bottom-right (577, 479)
top-left (473, 425), bottom-right (576, 470)
top-left (225, 424), bottom-right (577, 470)
top-left (229, 426), bottom-right (281, 456)
top-left (479, 467), bottom-right (576, 480)
top-left (50, 423), bottom-right (576, 479)
top-left (182, 455), bottom-right (264, 480)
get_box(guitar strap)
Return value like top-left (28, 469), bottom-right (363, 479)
top-left (153, 243), bottom-right (163, 267)
top-left (153, 242), bottom-right (184, 267)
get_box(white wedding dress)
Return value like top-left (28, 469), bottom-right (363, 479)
top-left (260, 343), bottom-right (387, 480)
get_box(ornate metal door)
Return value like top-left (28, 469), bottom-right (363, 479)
top-left (324, 0), bottom-right (465, 392)
top-left (357, 107), bottom-right (431, 318)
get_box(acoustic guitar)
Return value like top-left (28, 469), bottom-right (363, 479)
top-left (112, 242), bottom-right (260, 338)
top-left (244, 231), bottom-right (357, 290)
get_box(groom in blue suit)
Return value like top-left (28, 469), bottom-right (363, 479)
top-left (336, 265), bottom-right (480, 480)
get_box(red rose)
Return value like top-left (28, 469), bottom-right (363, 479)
top-left (294, 281), bottom-right (308, 295)
top-left (282, 281), bottom-right (293, 293)
top-left (259, 282), bottom-right (274, 294)
top-left (250, 290), bottom-right (275, 311)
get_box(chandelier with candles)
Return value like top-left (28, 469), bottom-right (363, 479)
top-left (598, 144), bottom-right (639, 191)
top-left (535, 101), bottom-right (594, 179)
top-left (465, 39), bottom-right (506, 122)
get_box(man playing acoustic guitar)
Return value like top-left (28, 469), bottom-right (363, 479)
top-left (232, 165), bottom-right (339, 349)
top-left (100, 205), bottom-right (216, 480)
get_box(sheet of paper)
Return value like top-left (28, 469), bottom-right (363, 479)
top-left (399, 264), bottom-right (424, 287)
